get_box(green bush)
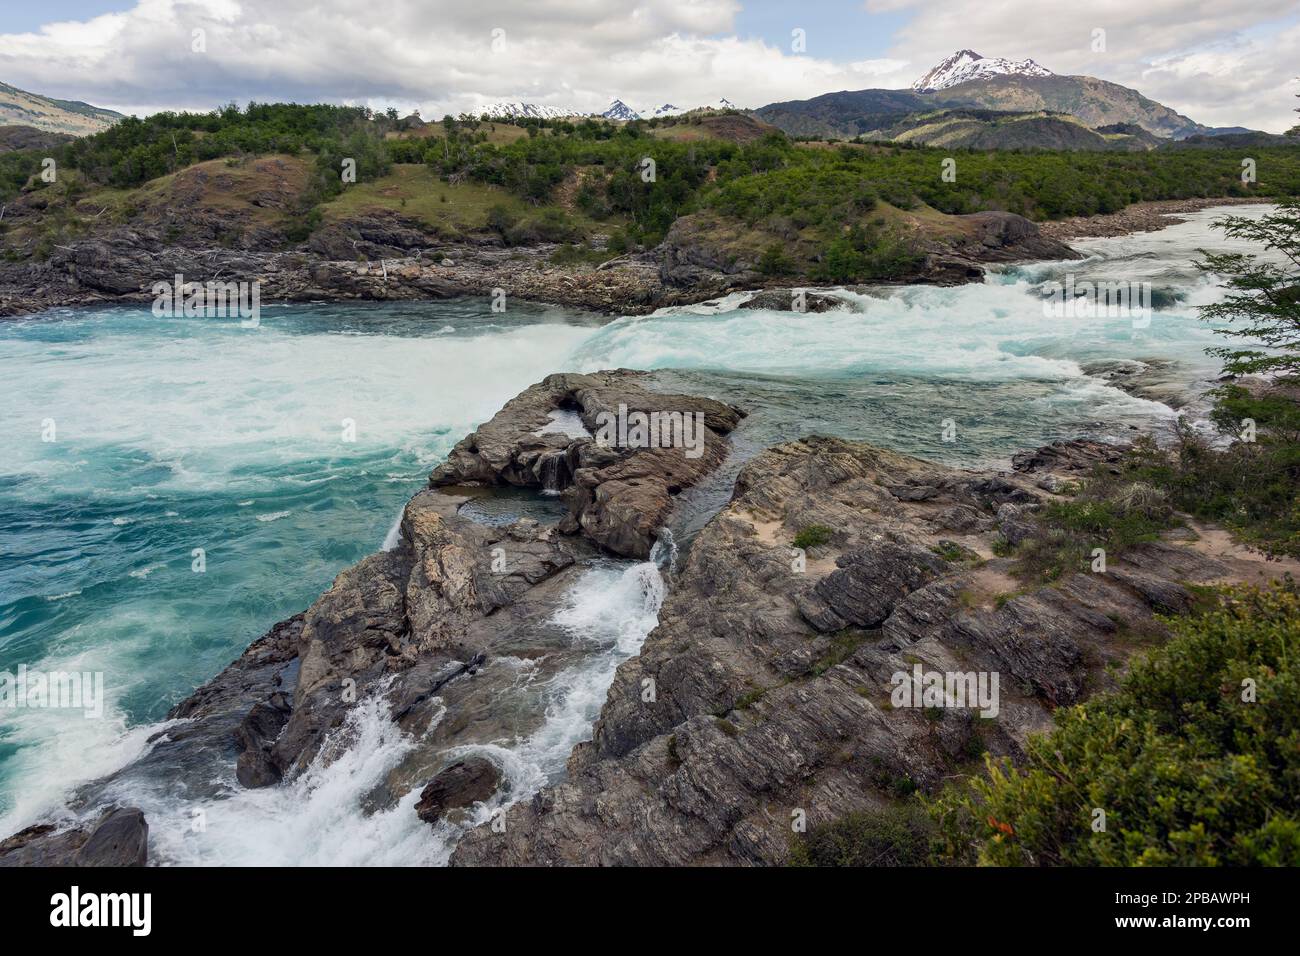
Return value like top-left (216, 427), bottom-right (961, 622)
top-left (757, 242), bottom-right (795, 277)
top-left (930, 583), bottom-right (1300, 866)
top-left (793, 524), bottom-right (832, 550)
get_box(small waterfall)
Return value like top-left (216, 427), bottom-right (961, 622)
top-left (380, 505), bottom-right (405, 550)
top-left (649, 527), bottom-right (678, 576)
top-left (537, 451), bottom-right (568, 496)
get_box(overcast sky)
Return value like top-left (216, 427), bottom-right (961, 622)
top-left (3, 0), bottom-right (1298, 131)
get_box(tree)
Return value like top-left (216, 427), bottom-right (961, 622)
top-left (1197, 199), bottom-right (1300, 382)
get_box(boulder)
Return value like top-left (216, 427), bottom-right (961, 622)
top-left (0, 806), bottom-right (148, 867)
top-left (415, 757), bottom-right (503, 825)
top-left (74, 807), bottom-right (149, 867)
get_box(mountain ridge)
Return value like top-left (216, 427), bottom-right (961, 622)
top-left (0, 81), bottom-right (121, 136)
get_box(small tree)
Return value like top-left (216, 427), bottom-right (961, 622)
top-left (1197, 198), bottom-right (1300, 382)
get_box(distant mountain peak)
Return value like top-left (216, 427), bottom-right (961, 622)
top-left (602, 99), bottom-right (641, 121)
top-left (912, 50), bottom-right (1053, 92)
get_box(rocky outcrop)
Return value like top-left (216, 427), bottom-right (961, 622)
top-left (431, 370), bottom-right (745, 559)
top-left (0, 369), bottom-right (741, 864)
top-left (1038, 197), bottom-right (1272, 241)
top-left (450, 436), bottom-right (1230, 866)
top-left (1009, 436), bottom-right (1128, 475)
top-left (3, 361), bottom-right (1253, 868)
top-left (738, 289), bottom-right (845, 312)
top-left (0, 807), bottom-right (148, 867)
top-left (1082, 359), bottom-right (1200, 410)
top-left (948, 211), bottom-right (1079, 263)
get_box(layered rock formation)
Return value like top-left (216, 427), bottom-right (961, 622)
top-left (431, 370), bottom-right (744, 558)
top-left (450, 435), bottom-right (1229, 865)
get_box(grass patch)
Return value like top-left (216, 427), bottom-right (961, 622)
top-left (1010, 473), bottom-right (1178, 583)
top-left (811, 629), bottom-right (867, 676)
top-left (788, 802), bottom-right (936, 867)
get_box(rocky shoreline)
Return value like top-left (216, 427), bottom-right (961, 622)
top-left (1037, 196), bottom-right (1272, 241)
top-left (0, 207), bottom-right (1077, 318)
top-left (2, 366), bottom-right (1282, 867)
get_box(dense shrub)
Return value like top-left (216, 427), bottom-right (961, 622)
top-left (930, 583), bottom-right (1300, 866)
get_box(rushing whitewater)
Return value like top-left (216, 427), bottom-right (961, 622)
top-left (0, 205), bottom-right (1268, 861)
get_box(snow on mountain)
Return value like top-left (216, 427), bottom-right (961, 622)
top-left (476, 102), bottom-right (585, 120)
top-left (602, 99), bottom-right (641, 121)
top-left (626, 97), bottom-right (738, 119)
top-left (476, 96), bottom-right (740, 124)
top-left (911, 50), bottom-right (1053, 92)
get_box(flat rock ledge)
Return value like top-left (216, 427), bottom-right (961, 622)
top-left (0, 807), bottom-right (148, 867)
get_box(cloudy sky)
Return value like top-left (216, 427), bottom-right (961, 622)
top-left (3, 0), bottom-right (1298, 131)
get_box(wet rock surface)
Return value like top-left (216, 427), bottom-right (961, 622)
top-left (738, 289), bottom-right (845, 312)
top-left (1, 370), bottom-right (739, 863)
top-left (415, 757), bottom-right (504, 825)
top-left (1, 366), bottom-right (1255, 867)
top-left (0, 807), bottom-right (148, 867)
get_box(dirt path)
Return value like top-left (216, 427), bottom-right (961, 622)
top-left (1182, 518), bottom-right (1300, 586)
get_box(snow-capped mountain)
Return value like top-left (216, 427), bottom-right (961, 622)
top-left (476, 96), bottom-right (740, 124)
top-left (602, 99), bottom-right (641, 121)
top-left (476, 102), bottom-right (586, 120)
top-left (911, 50), bottom-right (1053, 92)
top-left (603, 97), bottom-right (740, 121)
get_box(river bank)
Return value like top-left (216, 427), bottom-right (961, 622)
top-left (0, 204), bottom-right (1079, 318)
top-left (1038, 196), bottom-right (1273, 241)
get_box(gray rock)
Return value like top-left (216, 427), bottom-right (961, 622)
top-left (431, 370), bottom-right (744, 559)
top-left (798, 538), bottom-right (948, 631)
top-left (1, 807), bottom-right (148, 867)
top-left (416, 757), bottom-right (503, 824)
top-left (451, 435), bottom-right (1227, 866)
top-left (74, 807), bottom-right (149, 867)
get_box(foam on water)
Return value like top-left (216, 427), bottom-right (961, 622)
top-left (132, 559), bottom-right (662, 866)
top-left (0, 303), bottom-right (597, 830)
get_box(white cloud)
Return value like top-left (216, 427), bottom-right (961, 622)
top-left (0, 0), bottom-right (1295, 131)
